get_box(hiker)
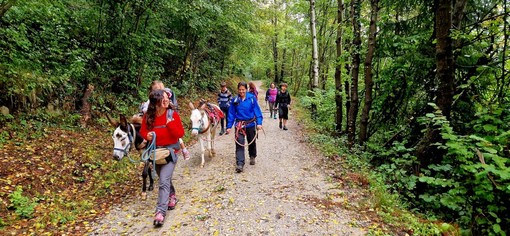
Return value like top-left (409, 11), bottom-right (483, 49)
top-left (265, 82), bottom-right (278, 119)
top-left (139, 89), bottom-right (185, 226)
top-left (134, 80), bottom-right (191, 160)
top-left (217, 81), bottom-right (232, 135)
top-left (225, 82), bottom-right (263, 173)
top-left (274, 83), bottom-right (291, 130)
top-left (248, 81), bottom-right (259, 100)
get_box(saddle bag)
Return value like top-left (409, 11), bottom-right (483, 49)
top-left (152, 148), bottom-right (171, 165)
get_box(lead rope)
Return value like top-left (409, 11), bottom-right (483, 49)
top-left (124, 123), bottom-right (141, 163)
top-left (234, 121), bottom-right (265, 147)
top-left (141, 132), bottom-right (157, 167)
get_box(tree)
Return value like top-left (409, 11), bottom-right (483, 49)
top-left (310, 0), bottom-right (319, 119)
top-left (359, 0), bottom-right (379, 144)
top-left (334, 0), bottom-right (344, 135)
top-left (272, 0), bottom-right (280, 83)
top-left (347, 0), bottom-right (361, 147)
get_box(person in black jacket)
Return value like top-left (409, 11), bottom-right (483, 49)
top-left (274, 83), bottom-right (291, 130)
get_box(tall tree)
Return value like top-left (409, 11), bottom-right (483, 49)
top-left (280, 0), bottom-right (288, 82)
top-left (334, 0), bottom-right (344, 135)
top-left (310, 0), bottom-right (319, 119)
top-left (359, 0), bottom-right (379, 144)
top-left (347, 0), bottom-right (361, 147)
top-left (415, 0), bottom-right (456, 167)
top-left (272, 0), bottom-right (280, 83)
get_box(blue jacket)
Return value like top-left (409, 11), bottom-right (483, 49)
top-left (227, 93), bottom-right (263, 129)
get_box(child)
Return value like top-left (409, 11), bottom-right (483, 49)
top-left (217, 82), bottom-right (232, 135)
top-left (134, 81), bottom-right (191, 160)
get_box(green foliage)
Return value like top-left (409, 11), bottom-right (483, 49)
top-left (414, 104), bottom-right (510, 235)
top-left (301, 88), bottom-right (340, 133)
top-left (8, 186), bottom-right (38, 219)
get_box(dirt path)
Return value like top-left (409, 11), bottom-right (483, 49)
top-left (89, 81), bottom-right (364, 235)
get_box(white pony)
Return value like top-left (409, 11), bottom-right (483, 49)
top-left (189, 100), bottom-right (223, 168)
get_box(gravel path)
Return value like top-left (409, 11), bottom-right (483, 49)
top-left (89, 81), bottom-right (364, 236)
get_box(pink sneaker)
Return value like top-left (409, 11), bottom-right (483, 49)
top-left (153, 211), bottom-right (165, 226)
top-left (168, 194), bottom-right (178, 210)
top-left (182, 148), bottom-right (191, 160)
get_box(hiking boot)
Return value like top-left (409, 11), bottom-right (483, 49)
top-left (182, 148), bottom-right (190, 160)
top-left (235, 165), bottom-right (243, 173)
top-left (283, 126), bottom-right (288, 131)
top-left (168, 194), bottom-right (177, 210)
top-left (249, 157), bottom-right (255, 165)
top-left (219, 129), bottom-right (225, 135)
top-left (274, 115), bottom-right (277, 119)
top-left (153, 211), bottom-right (165, 226)
top-left (279, 121), bottom-right (282, 129)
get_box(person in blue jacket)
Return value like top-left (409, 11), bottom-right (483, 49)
top-left (225, 82), bottom-right (263, 173)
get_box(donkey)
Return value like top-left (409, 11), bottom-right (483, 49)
top-left (109, 114), bottom-right (154, 200)
top-left (189, 100), bottom-right (223, 168)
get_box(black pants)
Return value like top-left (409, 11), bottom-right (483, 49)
top-left (235, 126), bottom-right (256, 166)
top-left (220, 107), bottom-right (229, 130)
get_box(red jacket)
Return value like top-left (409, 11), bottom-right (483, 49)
top-left (140, 110), bottom-right (184, 146)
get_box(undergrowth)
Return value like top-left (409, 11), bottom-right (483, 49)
top-left (294, 99), bottom-right (448, 235)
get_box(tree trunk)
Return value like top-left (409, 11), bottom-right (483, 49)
top-left (281, 48), bottom-right (287, 82)
top-left (310, 0), bottom-right (319, 119)
top-left (359, 0), bottom-right (379, 145)
top-left (273, 0), bottom-right (280, 83)
top-left (280, 0), bottom-right (288, 82)
top-left (498, 0), bottom-right (508, 101)
top-left (415, 0), bottom-right (455, 169)
top-left (343, 2), bottom-right (351, 134)
top-left (80, 84), bottom-right (95, 128)
top-left (334, 0), bottom-right (343, 135)
top-left (347, 0), bottom-right (361, 148)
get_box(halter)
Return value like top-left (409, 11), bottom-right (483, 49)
top-left (113, 123), bottom-right (136, 158)
top-left (191, 110), bottom-right (211, 134)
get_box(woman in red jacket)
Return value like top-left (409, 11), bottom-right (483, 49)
top-left (140, 89), bottom-right (185, 226)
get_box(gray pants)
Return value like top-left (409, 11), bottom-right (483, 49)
top-left (268, 101), bottom-right (276, 117)
top-left (155, 142), bottom-right (180, 215)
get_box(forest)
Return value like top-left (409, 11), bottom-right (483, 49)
top-left (0, 0), bottom-right (509, 235)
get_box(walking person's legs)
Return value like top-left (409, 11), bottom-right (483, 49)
top-left (282, 107), bottom-right (289, 130)
top-left (235, 127), bottom-right (246, 172)
top-left (154, 160), bottom-right (177, 225)
top-left (246, 126), bottom-right (257, 165)
top-left (220, 107), bottom-right (229, 135)
top-left (278, 106), bottom-right (284, 129)
top-left (268, 102), bottom-right (274, 118)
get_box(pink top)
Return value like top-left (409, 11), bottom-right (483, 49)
top-left (267, 88), bottom-right (278, 102)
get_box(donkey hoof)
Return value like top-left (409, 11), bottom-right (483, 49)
top-left (148, 186), bottom-right (154, 191)
top-left (141, 192), bottom-right (147, 200)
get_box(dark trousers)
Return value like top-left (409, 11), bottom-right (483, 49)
top-left (220, 107), bottom-right (229, 130)
top-left (235, 126), bottom-right (257, 166)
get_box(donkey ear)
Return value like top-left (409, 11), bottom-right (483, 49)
top-left (119, 114), bottom-right (128, 127)
top-left (105, 113), bottom-right (119, 128)
top-left (189, 102), bottom-right (195, 109)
